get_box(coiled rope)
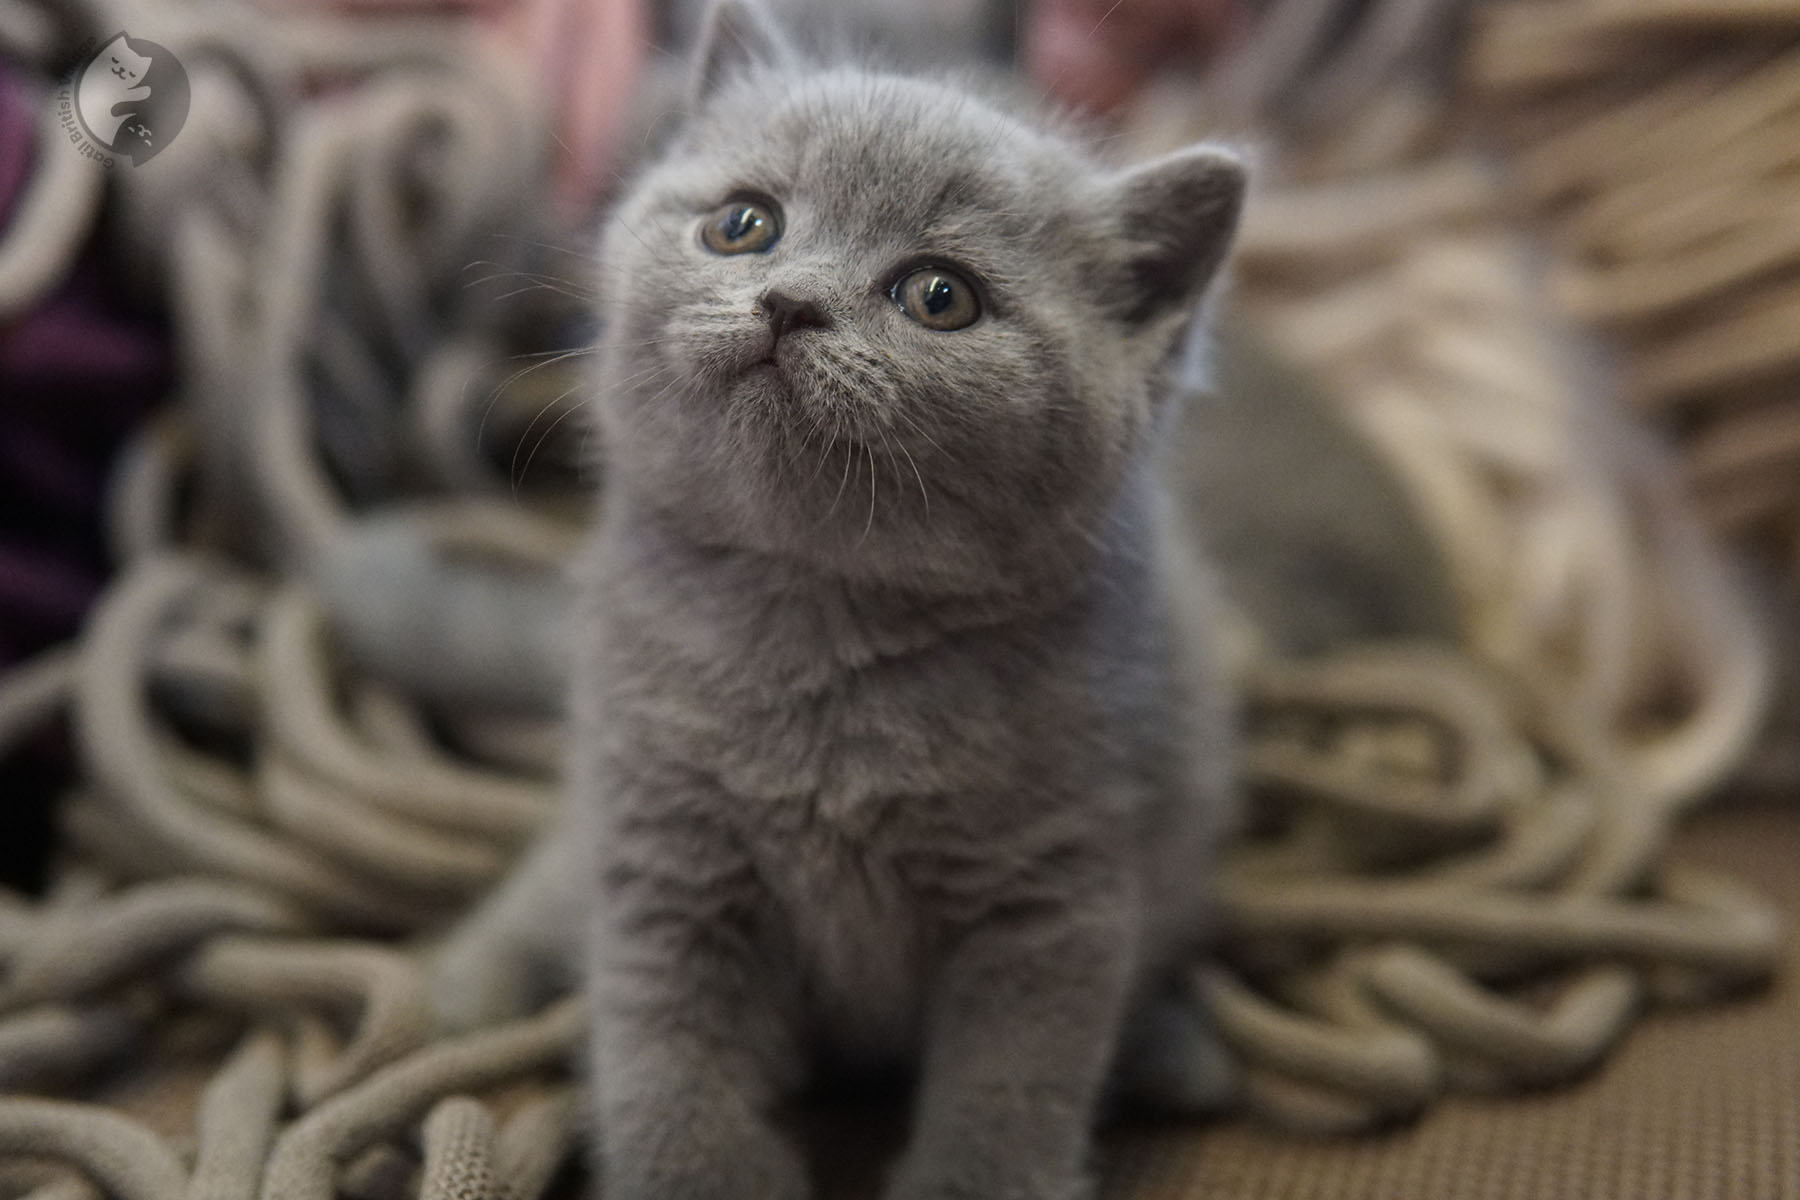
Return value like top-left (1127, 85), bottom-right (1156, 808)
top-left (1114, 0), bottom-right (1790, 1128)
top-left (0, 0), bottom-right (1783, 1194)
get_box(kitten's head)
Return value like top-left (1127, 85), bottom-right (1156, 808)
top-left (594, 0), bottom-right (1244, 592)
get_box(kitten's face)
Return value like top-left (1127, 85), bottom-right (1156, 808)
top-left (595, 68), bottom-right (1227, 590)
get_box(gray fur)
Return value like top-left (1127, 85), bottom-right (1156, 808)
top-left (433, 3), bottom-right (1246, 1195)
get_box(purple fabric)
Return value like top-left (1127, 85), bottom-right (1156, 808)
top-left (0, 60), bottom-right (33, 206)
top-left (0, 61), bottom-right (173, 668)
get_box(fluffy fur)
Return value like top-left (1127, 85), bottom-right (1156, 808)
top-left (433, 4), bottom-right (1247, 1196)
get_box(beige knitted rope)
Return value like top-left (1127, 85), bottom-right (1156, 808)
top-left (1204, 646), bottom-right (1779, 1129)
top-left (0, 0), bottom-right (1782, 1193)
top-left (1469, 5), bottom-right (1800, 571)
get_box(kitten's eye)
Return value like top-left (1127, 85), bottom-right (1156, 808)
top-left (891, 267), bottom-right (981, 331)
top-left (701, 200), bottom-right (781, 255)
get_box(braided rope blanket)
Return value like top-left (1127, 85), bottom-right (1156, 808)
top-left (0, 0), bottom-right (1787, 1195)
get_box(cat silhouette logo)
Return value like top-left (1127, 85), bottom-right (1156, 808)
top-left (70, 33), bottom-right (189, 166)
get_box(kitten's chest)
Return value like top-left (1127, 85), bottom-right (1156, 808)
top-left (750, 811), bottom-right (927, 1064)
top-left (624, 586), bottom-right (1044, 819)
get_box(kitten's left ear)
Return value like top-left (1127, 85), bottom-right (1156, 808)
top-left (1109, 145), bottom-right (1247, 325)
top-left (691, 0), bottom-right (791, 105)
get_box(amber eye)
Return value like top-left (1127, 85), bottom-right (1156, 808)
top-left (701, 199), bottom-right (781, 254)
top-left (891, 266), bottom-right (980, 331)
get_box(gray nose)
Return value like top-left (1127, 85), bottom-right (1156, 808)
top-left (760, 289), bottom-right (831, 341)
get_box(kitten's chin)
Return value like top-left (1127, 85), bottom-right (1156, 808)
top-left (724, 363), bottom-right (803, 424)
top-left (629, 437), bottom-right (1087, 596)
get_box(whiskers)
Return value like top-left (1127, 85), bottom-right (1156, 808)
top-left (877, 422), bottom-right (931, 521)
top-left (503, 356), bottom-right (687, 495)
top-left (884, 406), bottom-right (943, 509)
top-left (510, 385), bottom-right (588, 499)
top-left (851, 409), bottom-right (942, 549)
top-left (771, 348), bottom-right (945, 548)
top-left (462, 261), bottom-right (597, 305)
top-left (860, 439), bottom-right (880, 546)
top-left (476, 345), bottom-right (598, 462)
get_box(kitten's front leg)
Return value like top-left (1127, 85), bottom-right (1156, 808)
top-left (889, 900), bottom-right (1135, 1200)
top-left (587, 803), bottom-right (810, 1200)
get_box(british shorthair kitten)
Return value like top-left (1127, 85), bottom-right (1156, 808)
top-left (433, 2), bottom-right (1247, 1195)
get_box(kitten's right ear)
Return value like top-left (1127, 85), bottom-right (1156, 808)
top-left (691, 0), bottom-right (789, 105)
top-left (1108, 145), bottom-right (1247, 326)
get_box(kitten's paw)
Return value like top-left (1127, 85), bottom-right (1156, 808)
top-left (1114, 985), bottom-right (1238, 1116)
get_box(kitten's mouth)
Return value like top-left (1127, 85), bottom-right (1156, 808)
top-left (728, 332), bottom-right (822, 391)
top-left (744, 337), bottom-right (799, 376)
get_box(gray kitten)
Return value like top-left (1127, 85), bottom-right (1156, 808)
top-left (433, 2), bottom-right (1246, 1195)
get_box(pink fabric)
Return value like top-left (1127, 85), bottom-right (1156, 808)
top-left (1023, 0), bottom-right (1247, 114)
top-left (494, 0), bottom-right (650, 214)
top-left (306, 0), bottom-right (650, 215)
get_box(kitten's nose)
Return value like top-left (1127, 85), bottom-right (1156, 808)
top-left (759, 289), bottom-right (831, 342)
